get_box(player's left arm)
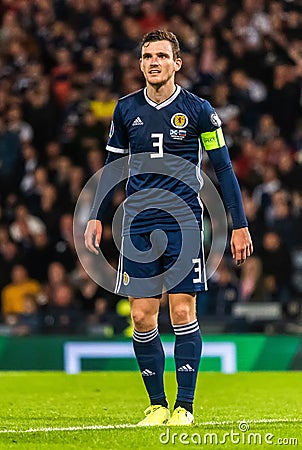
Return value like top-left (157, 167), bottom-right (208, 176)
top-left (198, 102), bottom-right (253, 265)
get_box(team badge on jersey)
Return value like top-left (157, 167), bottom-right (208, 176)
top-left (123, 272), bottom-right (130, 285)
top-left (171, 113), bottom-right (188, 129)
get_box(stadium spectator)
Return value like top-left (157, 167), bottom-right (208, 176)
top-left (7, 104), bottom-right (33, 144)
top-left (254, 114), bottom-right (280, 146)
top-left (85, 147), bottom-right (104, 177)
top-left (239, 256), bottom-right (264, 302)
top-left (224, 116), bottom-right (252, 159)
top-left (22, 78), bottom-right (58, 154)
top-left (1, 264), bottom-right (41, 319)
top-left (9, 204), bottom-right (46, 248)
top-left (0, 0), bottom-right (301, 334)
top-left (259, 231), bottom-right (292, 304)
top-left (230, 69), bottom-right (267, 130)
top-left (0, 223), bottom-right (11, 249)
top-left (85, 296), bottom-right (117, 337)
top-left (43, 282), bottom-right (81, 334)
top-left (267, 64), bottom-right (300, 141)
top-left (277, 152), bottom-right (302, 194)
top-left (233, 138), bottom-right (263, 190)
top-left (42, 261), bottom-right (69, 305)
top-left (24, 166), bottom-right (49, 214)
top-left (71, 258), bottom-right (103, 315)
top-left (68, 165), bottom-right (85, 208)
top-left (36, 183), bottom-right (62, 242)
top-left (53, 213), bottom-right (77, 271)
top-left (0, 241), bottom-right (23, 292)
top-left (89, 85), bottom-right (117, 125)
top-left (11, 292), bottom-right (42, 336)
top-left (24, 232), bottom-right (52, 283)
top-left (253, 164), bottom-right (282, 214)
top-left (73, 107), bottom-right (107, 165)
top-left (0, 114), bottom-right (22, 202)
top-left (86, 297), bottom-right (110, 325)
top-left (242, 190), bottom-right (266, 254)
top-left (20, 144), bottom-right (38, 196)
top-left (208, 260), bottom-right (240, 316)
top-left (265, 189), bottom-right (296, 249)
top-left (211, 81), bottom-right (240, 125)
top-left (52, 155), bottom-right (72, 200)
top-left (139, 1), bottom-right (165, 33)
top-left (51, 46), bottom-right (76, 107)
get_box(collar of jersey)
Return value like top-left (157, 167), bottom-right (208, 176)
top-left (144, 84), bottom-right (181, 110)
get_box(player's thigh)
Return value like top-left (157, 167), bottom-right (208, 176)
top-left (162, 228), bottom-right (206, 294)
top-left (115, 233), bottom-right (163, 297)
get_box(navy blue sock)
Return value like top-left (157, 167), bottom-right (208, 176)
top-left (173, 320), bottom-right (202, 409)
top-left (133, 327), bottom-right (167, 406)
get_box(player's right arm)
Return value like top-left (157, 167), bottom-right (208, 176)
top-left (84, 219), bottom-right (103, 255)
top-left (84, 102), bottom-right (129, 254)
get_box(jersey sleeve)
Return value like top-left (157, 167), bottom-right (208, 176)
top-left (198, 100), bottom-right (226, 150)
top-left (198, 100), bottom-right (248, 229)
top-left (106, 101), bottom-right (129, 155)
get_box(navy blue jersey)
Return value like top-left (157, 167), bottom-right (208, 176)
top-left (107, 86), bottom-right (222, 234)
top-left (90, 85), bottom-right (248, 234)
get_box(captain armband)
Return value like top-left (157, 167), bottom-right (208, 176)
top-left (200, 128), bottom-right (225, 151)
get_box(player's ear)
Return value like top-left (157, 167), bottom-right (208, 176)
top-left (174, 58), bottom-right (182, 72)
top-left (139, 58), bottom-right (143, 72)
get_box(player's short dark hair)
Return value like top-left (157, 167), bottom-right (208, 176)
top-left (141, 30), bottom-right (180, 60)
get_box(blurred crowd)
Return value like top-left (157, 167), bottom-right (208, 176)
top-left (0, 0), bottom-right (302, 336)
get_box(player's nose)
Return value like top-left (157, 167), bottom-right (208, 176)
top-left (150, 55), bottom-right (159, 64)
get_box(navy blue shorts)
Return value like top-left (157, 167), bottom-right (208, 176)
top-left (114, 228), bottom-right (207, 298)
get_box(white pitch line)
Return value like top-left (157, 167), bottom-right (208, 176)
top-left (0, 418), bottom-right (301, 434)
top-left (0, 425), bottom-right (137, 433)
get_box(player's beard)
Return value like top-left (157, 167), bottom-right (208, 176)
top-left (146, 71), bottom-right (175, 89)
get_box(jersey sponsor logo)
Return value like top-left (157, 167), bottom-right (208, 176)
top-left (171, 113), bottom-right (188, 129)
top-left (210, 112), bottom-right (222, 127)
top-left (170, 129), bottom-right (187, 140)
top-left (109, 121), bottom-right (114, 138)
top-left (132, 116), bottom-right (144, 126)
top-left (123, 272), bottom-right (130, 285)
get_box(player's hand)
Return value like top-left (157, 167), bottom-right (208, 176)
top-left (230, 227), bottom-right (253, 266)
top-left (84, 220), bottom-right (102, 255)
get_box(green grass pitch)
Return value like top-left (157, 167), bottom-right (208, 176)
top-left (0, 371), bottom-right (301, 449)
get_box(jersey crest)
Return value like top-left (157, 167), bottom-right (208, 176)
top-left (171, 113), bottom-right (188, 129)
top-left (123, 272), bottom-right (130, 285)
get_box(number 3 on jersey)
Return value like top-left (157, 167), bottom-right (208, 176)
top-left (150, 133), bottom-right (163, 158)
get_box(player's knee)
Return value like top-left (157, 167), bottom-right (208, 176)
top-left (131, 310), bottom-right (154, 330)
top-left (171, 304), bottom-right (191, 325)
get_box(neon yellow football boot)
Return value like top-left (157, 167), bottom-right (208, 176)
top-left (137, 405), bottom-right (170, 426)
top-left (166, 407), bottom-right (194, 426)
